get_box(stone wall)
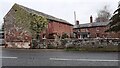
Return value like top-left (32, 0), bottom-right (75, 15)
top-left (6, 42), bottom-right (30, 48)
top-left (29, 38), bottom-right (120, 49)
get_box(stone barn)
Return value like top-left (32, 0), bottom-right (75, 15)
top-left (3, 3), bottom-right (73, 48)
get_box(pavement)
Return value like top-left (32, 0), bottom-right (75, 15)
top-left (0, 46), bottom-right (4, 48)
top-left (1, 48), bottom-right (120, 66)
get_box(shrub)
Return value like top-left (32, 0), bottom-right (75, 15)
top-left (61, 33), bottom-right (69, 39)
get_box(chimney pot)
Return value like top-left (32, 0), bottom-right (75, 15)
top-left (76, 20), bottom-right (79, 25)
top-left (90, 15), bottom-right (93, 23)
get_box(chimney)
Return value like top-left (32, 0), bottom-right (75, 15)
top-left (90, 15), bottom-right (93, 23)
top-left (76, 20), bottom-right (79, 25)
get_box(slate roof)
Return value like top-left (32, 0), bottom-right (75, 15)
top-left (74, 22), bottom-right (109, 29)
top-left (14, 3), bottom-right (73, 26)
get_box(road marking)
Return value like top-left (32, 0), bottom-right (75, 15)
top-left (0, 57), bottom-right (18, 59)
top-left (50, 58), bottom-right (120, 62)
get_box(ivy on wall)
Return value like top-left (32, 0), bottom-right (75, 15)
top-left (29, 13), bottom-right (48, 39)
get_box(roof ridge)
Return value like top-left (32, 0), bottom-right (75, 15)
top-left (74, 22), bottom-right (109, 28)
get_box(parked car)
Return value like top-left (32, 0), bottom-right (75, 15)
top-left (0, 39), bottom-right (4, 46)
top-left (0, 29), bottom-right (4, 46)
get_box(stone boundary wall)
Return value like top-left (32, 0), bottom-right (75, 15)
top-left (35, 38), bottom-right (120, 49)
top-left (6, 42), bottom-right (30, 48)
top-left (5, 38), bottom-right (120, 49)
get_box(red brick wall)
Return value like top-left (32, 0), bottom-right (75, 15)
top-left (79, 26), bottom-right (120, 38)
top-left (52, 22), bottom-right (72, 35)
top-left (47, 21), bottom-right (73, 37)
top-left (87, 26), bottom-right (108, 38)
top-left (41, 21), bottom-right (73, 38)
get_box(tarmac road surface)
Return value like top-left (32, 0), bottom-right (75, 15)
top-left (1, 48), bottom-right (120, 66)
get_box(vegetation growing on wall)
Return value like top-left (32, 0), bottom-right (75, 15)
top-left (12, 4), bottom-right (32, 34)
top-left (13, 4), bottom-right (48, 39)
top-left (29, 13), bottom-right (48, 39)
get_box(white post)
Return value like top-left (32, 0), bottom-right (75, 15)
top-left (74, 11), bottom-right (77, 25)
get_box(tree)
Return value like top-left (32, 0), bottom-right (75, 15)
top-left (95, 5), bottom-right (111, 22)
top-left (106, 2), bottom-right (120, 32)
top-left (30, 13), bottom-right (48, 48)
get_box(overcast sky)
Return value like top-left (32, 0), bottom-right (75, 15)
top-left (0, 0), bottom-right (119, 26)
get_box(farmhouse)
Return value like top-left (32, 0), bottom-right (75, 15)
top-left (73, 16), bottom-right (120, 39)
top-left (3, 3), bottom-right (73, 48)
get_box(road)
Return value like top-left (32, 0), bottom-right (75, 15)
top-left (1, 48), bottom-right (120, 66)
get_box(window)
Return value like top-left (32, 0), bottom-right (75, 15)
top-left (15, 9), bottom-right (17, 12)
top-left (83, 34), bottom-right (87, 38)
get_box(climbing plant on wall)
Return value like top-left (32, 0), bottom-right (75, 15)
top-left (13, 4), bottom-right (32, 33)
top-left (29, 13), bottom-right (48, 40)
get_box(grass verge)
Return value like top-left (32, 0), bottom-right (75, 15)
top-left (65, 46), bottom-right (120, 52)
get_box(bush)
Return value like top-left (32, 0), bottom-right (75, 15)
top-left (61, 39), bottom-right (68, 46)
top-left (61, 33), bottom-right (69, 39)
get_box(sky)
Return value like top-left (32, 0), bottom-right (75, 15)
top-left (0, 0), bottom-right (119, 26)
